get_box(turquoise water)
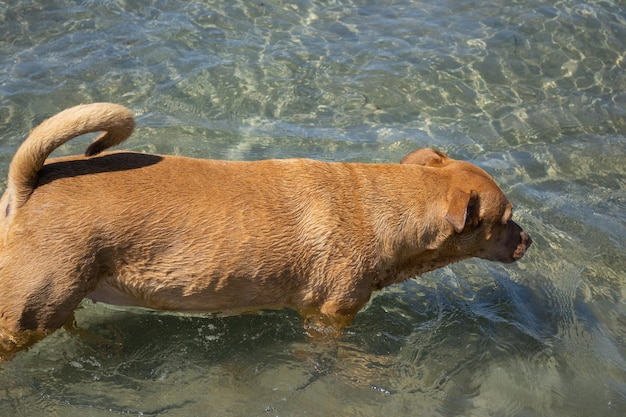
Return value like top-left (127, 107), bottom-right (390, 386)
top-left (0, 0), bottom-right (624, 415)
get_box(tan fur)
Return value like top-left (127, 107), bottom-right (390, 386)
top-left (0, 103), bottom-right (531, 359)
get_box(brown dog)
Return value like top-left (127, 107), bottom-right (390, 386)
top-left (0, 103), bottom-right (530, 359)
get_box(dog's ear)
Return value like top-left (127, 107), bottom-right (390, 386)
top-left (400, 148), bottom-right (452, 167)
top-left (445, 189), bottom-right (479, 233)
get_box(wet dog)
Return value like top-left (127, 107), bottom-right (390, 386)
top-left (0, 103), bottom-right (530, 359)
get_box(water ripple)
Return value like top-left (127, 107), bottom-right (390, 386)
top-left (0, 0), bottom-right (624, 416)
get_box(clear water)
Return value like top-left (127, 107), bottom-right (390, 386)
top-left (0, 0), bottom-right (624, 415)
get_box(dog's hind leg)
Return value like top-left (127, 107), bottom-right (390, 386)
top-left (0, 250), bottom-right (97, 360)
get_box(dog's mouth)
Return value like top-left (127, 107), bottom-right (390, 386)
top-left (511, 231), bottom-right (532, 261)
top-left (482, 228), bottom-right (532, 264)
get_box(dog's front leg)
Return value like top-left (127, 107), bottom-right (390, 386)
top-left (298, 284), bottom-right (372, 339)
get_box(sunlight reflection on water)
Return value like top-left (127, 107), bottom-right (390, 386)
top-left (0, 0), bottom-right (624, 416)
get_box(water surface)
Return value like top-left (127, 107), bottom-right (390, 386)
top-left (0, 0), bottom-right (624, 416)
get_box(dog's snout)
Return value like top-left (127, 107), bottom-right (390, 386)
top-left (513, 230), bottom-right (532, 260)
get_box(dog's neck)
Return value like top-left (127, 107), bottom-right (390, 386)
top-left (368, 194), bottom-right (465, 289)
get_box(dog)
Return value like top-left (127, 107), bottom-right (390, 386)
top-left (0, 103), bottom-right (531, 359)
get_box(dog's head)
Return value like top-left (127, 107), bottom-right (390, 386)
top-left (401, 148), bottom-right (531, 264)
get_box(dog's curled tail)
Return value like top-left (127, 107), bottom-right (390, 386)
top-left (6, 103), bottom-right (135, 210)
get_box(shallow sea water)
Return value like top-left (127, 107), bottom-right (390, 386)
top-left (0, 0), bottom-right (624, 415)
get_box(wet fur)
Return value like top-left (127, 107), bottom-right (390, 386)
top-left (0, 103), bottom-right (531, 359)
